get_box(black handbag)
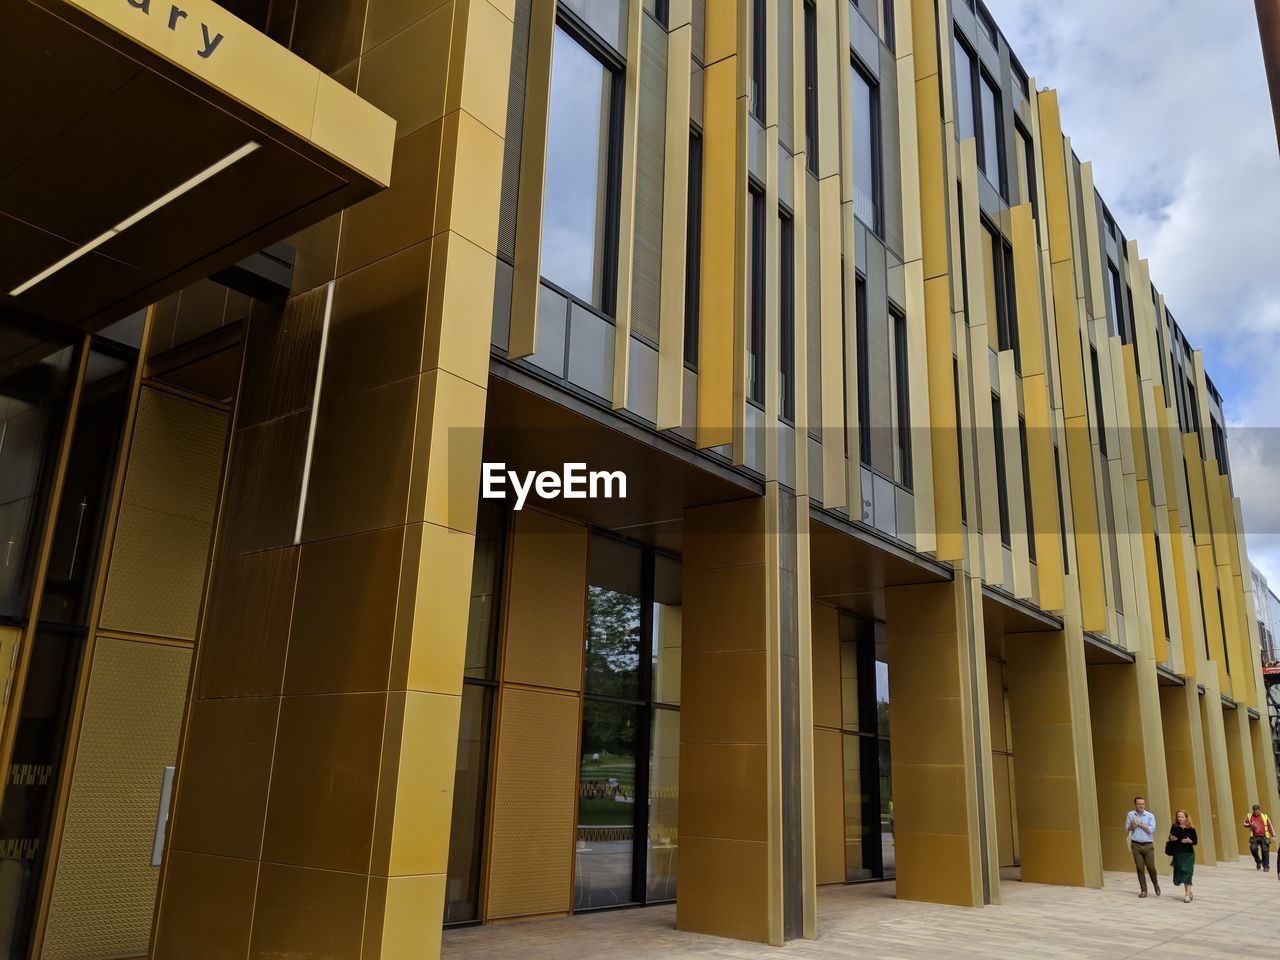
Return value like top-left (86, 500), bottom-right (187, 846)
top-left (1165, 839), bottom-right (1179, 856)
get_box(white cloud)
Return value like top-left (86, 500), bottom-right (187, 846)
top-left (984, 0), bottom-right (1280, 580)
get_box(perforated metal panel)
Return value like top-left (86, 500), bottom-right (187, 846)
top-left (43, 638), bottom-right (191, 959)
top-left (502, 509), bottom-right (588, 690)
top-left (498, 0), bottom-right (532, 260)
top-left (100, 388), bottom-right (228, 640)
top-left (485, 687), bottom-right (580, 919)
top-left (630, 18), bottom-right (668, 345)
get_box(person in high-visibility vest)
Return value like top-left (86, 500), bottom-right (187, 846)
top-left (1242, 804), bottom-right (1276, 871)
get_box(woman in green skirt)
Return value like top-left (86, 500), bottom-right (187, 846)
top-left (1166, 809), bottom-right (1198, 902)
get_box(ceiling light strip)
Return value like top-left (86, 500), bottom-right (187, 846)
top-left (8, 141), bottom-right (261, 297)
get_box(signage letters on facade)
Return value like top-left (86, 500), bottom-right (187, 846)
top-left (125, 0), bottom-right (223, 58)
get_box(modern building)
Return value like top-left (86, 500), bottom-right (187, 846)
top-left (1259, 0), bottom-right (1280, 152)
top-left (1253, 564), bottom-right (1280, 791)
top-left (1, 0), bottom-right (1277, 958)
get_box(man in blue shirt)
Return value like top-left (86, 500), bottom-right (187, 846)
top-left (1126, 796), bottom-right (1161, 897)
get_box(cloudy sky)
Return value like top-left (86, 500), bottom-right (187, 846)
top-left (983, 0), bottom-right (1280, 585)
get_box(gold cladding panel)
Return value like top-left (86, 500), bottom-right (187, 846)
top-left (485, 687), bottom-right (580, 920)
top-left (813, 728), bottom-right (845, 884)
top-left (43, 638), bottom-right (192, 960)
top-left (502, 509), bottom-right (588, 691)
top-left (100, 390), bottom-right (229, 640)
top-left (100, 504), bottom-right (216, 641)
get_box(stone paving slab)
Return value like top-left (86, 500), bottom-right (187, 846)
top-left (443, 858), bottom-right (1280, 958)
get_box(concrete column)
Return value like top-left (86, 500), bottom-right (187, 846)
top-left (153, 2), bottom-right (512, 957)
top-left (1086, 661), bottom-right (1170, 872)
top-left (1005, 631), bottom-right (1102, 886)
top-left (884, 578), bottom-right (994, 906)
top-left (678, 490), bottom-right (813, 944)
top-left (1160, 681), bottom-right (1216, 863)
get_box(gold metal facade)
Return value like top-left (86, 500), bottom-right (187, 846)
top-left (3, 0), bottom-right (1277, 958)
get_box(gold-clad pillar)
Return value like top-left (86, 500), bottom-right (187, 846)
top-left (1223, 705), bottom-right (1259, 852)
top-left (1159, 681), bottom-right (1216, 863)
top-left (1086, 661), bottom-right (1169, 872)
top-left (154, 1), bottom-right (510, 957)
top-left (1249, 714), bottom-right (1280, 825)
top-left (678, 490), bottom-right (811, 944)
top-left (1005, 631), bottom-right (1102, 887)
top-left (884, 579), bottom-right (991, 906)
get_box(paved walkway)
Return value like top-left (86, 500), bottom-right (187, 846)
top-left (443, 858), bottom-right (1280, 959)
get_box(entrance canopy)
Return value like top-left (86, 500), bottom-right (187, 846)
top-left (1, 0), bottom-right (394, 331)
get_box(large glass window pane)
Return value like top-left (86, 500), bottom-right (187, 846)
top-left (541, 26), bottom-right (614, 309)
top-left (0, 345), bottom-right (131, 955)
top-left (953, 38), bottom-right (975, 142)
top-left (878, 736), bottom-right (894, 878)
top-left (979, 74), bottom-right (1003, 193)
top-left (748, 188), bottom-right (765, 404)
top-left (850, 64), bottom-right (878, 231)
top-left (576, 700), bottom-right (640, 908)
top-left (647, 708), bottom-right (679, 901)
top-left (464, 500), bottom-right (506, 680)
top-left (651, 553), bottom-right (681, 706)
top-left (444, 684), bottom-right (494, 923)
top-left (842, 731), bottom-right (878, 881)
top-left (586, 535), bottom-right (643, 698)
top-left (0, 341), bottom-right (76, 621)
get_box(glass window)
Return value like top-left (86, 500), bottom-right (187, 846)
top-left (891, 309), bottom-right (911, 488)
top-left (850, 62), bottom-right (880, 233)
top-left (992, 394), bottom-right (1010, 547)
top-left (652, 553), bottom-right (682, 707)
top-left (751, 0), bottom-right (766, 120)
top-left (982, 222), bottom-right (1018, 363)
top-left (464, 500), bottom-right (506, 680)
top-left (576, 700), bottom-right (641, 908)
top-left (856, 278), bottom-right (871, 466)
top-left (579, 536), bottom-right (682, 909)
top-left (586, 536), bottom-right (643, 698)
top-left (781, 211), bottom-right (796, 422)
top-left (684, 130), bottom-right (703, 367)
top-left (1019, 416), bottom-right (1035, 562)
top-left (804, 1), bottom-right (819, 172)
top-left (541, 25), bottom-right (616, 310)
top-left (0, 340), bottom-right (76, 621)
top-left (445, 684), bottom-right (495, 923)
top-left (748, 188), bottom-right (766, 405)
top-left (979, 72), bottom-right (1004, 194)
top-left (953, 37), bottom-right (975, 143)
top-left (881, 0), bottom-right (895, 51)
top-left (1016, 121), bottom-right (1037, 221)
top-left (839, 616), bottom-right (893, 882)
top-left (1090, 345), bottom-right (1108, 458)
top-left (0, 343), bottom-right (132, 954)
top-left (1105, 265), bottom-right (1122, 339)
top-left (647, 708), bottom-right (679, 901)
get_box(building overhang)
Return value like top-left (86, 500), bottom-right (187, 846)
top-left (1, 0), bottom-right (394, 333)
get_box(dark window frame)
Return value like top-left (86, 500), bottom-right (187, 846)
top-left (684, 129), bottom-right (703, 367)
top-left (850, 55), bottom-right (884, 236)
top-left (1019, 415), bottom-right (1035, 561)
top-left (780, 208), bottom-right (797, 423)
top-left (541, 12), bottom-right (627, 319)
top-left (992, 394), bottom-right (1011, 547)
top-left (804, 0), bottom-right (819, 174)
top-left (1016, 120), bottom-right (1037, 222)
top-left (748, 184), bottom-right (767, 406)
top-left (977, 67), bottom-right (1007, 198)
top-left (578, 530), bottom-right (683, 910)
top-left (1090, 344), bottom-right (1108, 458)
top-left (856, 276), bottom-right (871, 466)
top-left (751, 0), bottom-right (767, 121)
top-left (891, 306), bottom-right (912, 488)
